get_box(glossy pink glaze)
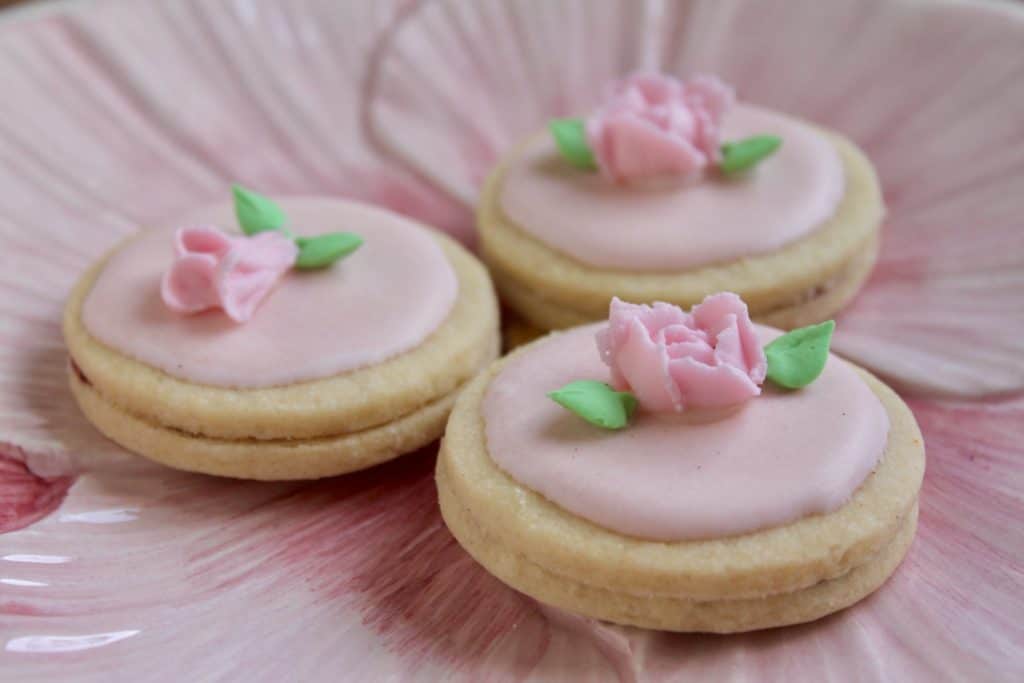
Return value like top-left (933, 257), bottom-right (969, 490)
top-left (81, 199), bottom-right (458, 388)
top-left (499, 104), bottom-right (844, 271)
top-left (484, 324), bottom-right (888, 540)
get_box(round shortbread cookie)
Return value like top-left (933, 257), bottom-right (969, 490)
top-left (440, 466), bottom-right (917, 632)
top-left (65, 232), bottom-right (499, 442)
top-left (437, 335), bottom-right (925, 629)
top-left (66, 217), bottom-right (500, 479)
top-left (479, 128), bottom-right (884, 332)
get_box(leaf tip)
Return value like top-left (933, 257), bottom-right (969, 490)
top-left (293, 231), bottom-right (364, 270)
top-left (764, 320), bottom-right (836, 390)
top-left (548, 379), bottom-right (636, 430)
top-left (550, 118), bottom-right (597, 170)
top-left (719, 134), bottom-right (783, 175)
top-left (232, 184), bottom-right (286, 236)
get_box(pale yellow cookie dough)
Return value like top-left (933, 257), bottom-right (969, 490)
top-left (479, 128), bottom-right (884, 332)
top-left (66, 231), bottom-right (500, 480)
top-left (436, 336), bottom-right (925, 632)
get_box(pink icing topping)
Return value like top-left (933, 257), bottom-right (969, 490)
top-left (597, 294), bottom-right (766, 413)
top-left (500, 104), bottom-right (845, 271)
top-left (161, 227), bottom-right (298, 323)
top-left (587, 72), bottom-right (734, 184)
top-left (82, 199), bottom-right (457, 388)
top-left (483, 324), bottom-right (889, 541)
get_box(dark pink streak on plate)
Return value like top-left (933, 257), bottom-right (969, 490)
top-left (0, 446), bottom-right (74, 534)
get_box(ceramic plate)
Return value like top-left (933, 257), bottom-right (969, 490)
top-left (1, 0), bottom-right (1022, 680)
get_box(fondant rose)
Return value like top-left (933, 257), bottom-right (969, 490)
top-left (586, 72), bottom-right (734, 184)
top-left (596, 293), bottom-right (767, 413)
top-left (161, 227), bottom-right (298, 323)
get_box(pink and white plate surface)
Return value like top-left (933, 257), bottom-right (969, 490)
top-left (0, 0), bottom-right (1022, 680)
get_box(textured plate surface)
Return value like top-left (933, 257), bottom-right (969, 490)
top-left (1, 0), bottom-right (1022, 681)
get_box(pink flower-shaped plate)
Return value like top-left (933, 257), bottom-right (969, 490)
top-left (1, 0), bottom-right (1021, 680)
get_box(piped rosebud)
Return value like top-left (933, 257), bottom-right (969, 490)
top-left (595, 294), bottom-right (767, 413)
top-left (161, 227), bottom-right (298, 323)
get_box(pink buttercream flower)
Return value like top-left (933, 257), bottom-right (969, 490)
top-left (160, 227), bottom-right (298, 323)
top-left (586, 72), bottom-right (734, 184)
top-left (596, 293), bottom-right (767, 413)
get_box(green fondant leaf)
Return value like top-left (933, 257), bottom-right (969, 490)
top-left (719, 135), bottom-right (783, 175)
top-left (548, 380), bottom-right (638, 430)
top-left (294, 232), bottom-right (364, 270)
top-left (764, 320), bottom-right (836, 389)
top-left (549, 118), bottom-right (598, 170)
top-left (233, 184), bottom-right (286, 236)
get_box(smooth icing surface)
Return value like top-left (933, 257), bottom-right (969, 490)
top-left (483, 324), bottom-right (889, 541)
top-left (82, 199), bottom-right (458, 388)
top-left (499, 104), bottom-right (845, 271)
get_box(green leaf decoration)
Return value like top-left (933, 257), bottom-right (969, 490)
top-left (294, 232), bottom-right (364, 270)
top-left (233, 184), bottom-right (286, 236)
top-left (719, 135), bottom-right (783, 175)
top-left (764, 320), bottom-right (836, 389)
top-left (549, 118), bottom-right (598, 170)
top-left (548, 380), bottom-right (638, 430)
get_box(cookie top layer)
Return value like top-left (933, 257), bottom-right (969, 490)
top-left (81, 198), bottom-right (457, 388)
top-left (498, 105), bottom-right (844, 271)
top-left (483, 324), bottom-right (888, 541)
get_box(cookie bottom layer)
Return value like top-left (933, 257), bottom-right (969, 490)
top-left (71, 368), bottom-right (459, 481)
top-left (440, 454), bottom-right (916, 632)
top-left (496, 234), bottom-right (878, 344)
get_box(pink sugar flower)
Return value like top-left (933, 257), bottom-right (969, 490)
top-left (586, 72), bottom-right (734, 184)
top-left (160, 227), bottom-right (298, 323)
top-left (596, 293), bottom-right (766, 413)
